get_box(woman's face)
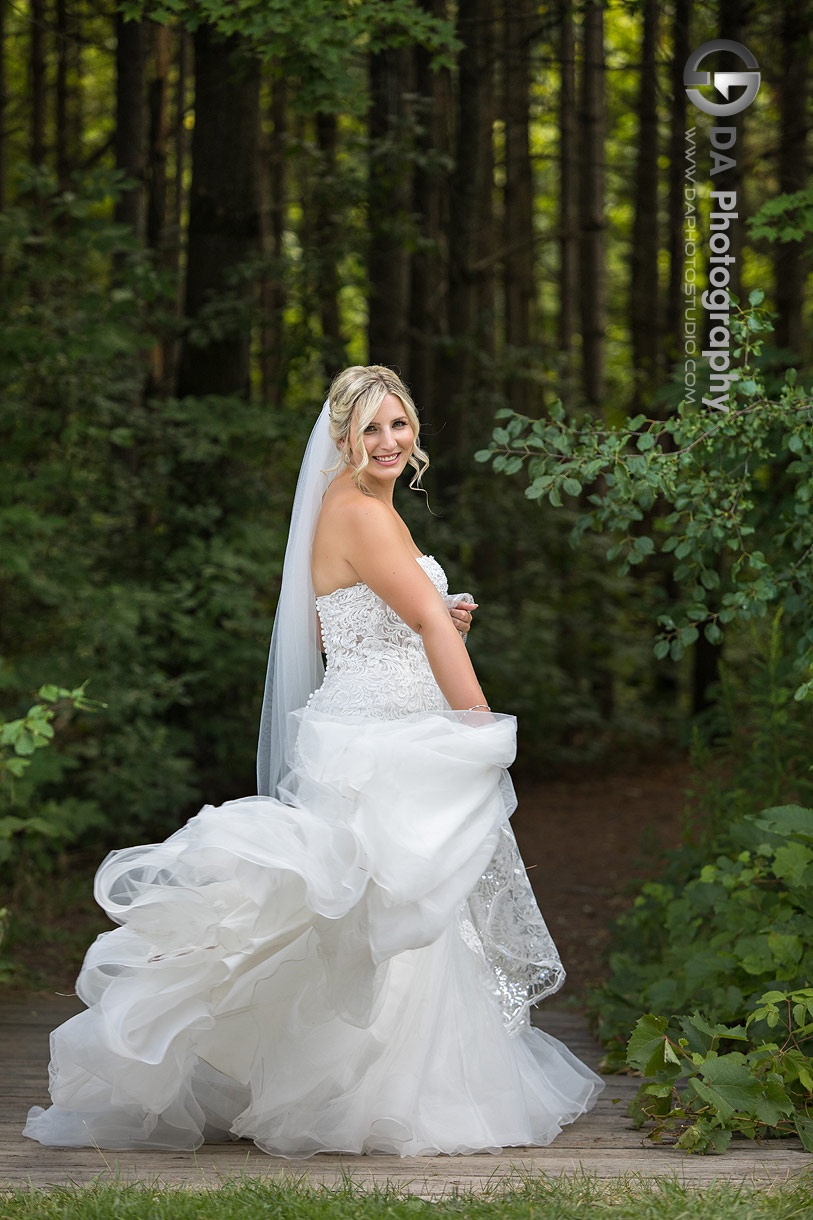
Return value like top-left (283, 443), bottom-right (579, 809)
top-left (350, 394), bottom-right (415, 486)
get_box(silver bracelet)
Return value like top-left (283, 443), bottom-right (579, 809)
top-left (465, 704), bottom-right (490, 712)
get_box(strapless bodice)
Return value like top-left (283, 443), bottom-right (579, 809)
top-left (308, 555), bottom-right (449, 718)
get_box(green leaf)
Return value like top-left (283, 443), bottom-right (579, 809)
top-left (771, 841), bottom-right (813, 886)
top-left (13, 729), bottom-right (35, 756)
top-left (626, 1014), bottom-right (678, 1076)
top-left (473, 449), bottom-right (492, 463)
top-left (795, 1115), bottom-right (813, 1151)
top-left (636, 432), bottom-right (655, 452)
top-left (751, 806), bottom-right (813, 843)
top-left (749, 288), bottom-right (765, 306)
top-left (704, 622), bottom-right (723, 645)
top-left (563, 477), bottom-right (582, 496)
top-left (654, 639), bottom-right (670, 661)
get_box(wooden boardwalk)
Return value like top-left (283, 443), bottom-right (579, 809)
top-left (2, 995), bottom-right (810, 1196)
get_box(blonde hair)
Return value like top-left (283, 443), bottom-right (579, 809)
top-left (326, 365), bottom-right (429, 495)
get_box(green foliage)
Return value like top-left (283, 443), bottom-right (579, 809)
top-left (0, 681), bottom-right (106, 980)
top-left (626, 992), bottom-right (813, 1154)
top-left (477, 302), bottom-right (813, 692)
top-left (118, 0), bottom-right (460, 113)
top-left (673, 607), bottom-right (813, 868)
top-left (593, 805), bottom-right (813, 1063)
top-left (0, 171), bottom-right (299, 858)
top-left (748, 187), bottom-right (813, 247)
top-left (588, 802), bottom-right (813, 1153)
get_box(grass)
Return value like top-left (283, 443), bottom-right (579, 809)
top-left (2, 1174), bottom-right (813, 1220)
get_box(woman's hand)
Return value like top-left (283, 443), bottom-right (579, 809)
top-left (449, 602), bottom-right (478, 638)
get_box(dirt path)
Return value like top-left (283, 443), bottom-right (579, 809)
top-left (512, 754), bottom-right (688, 1000)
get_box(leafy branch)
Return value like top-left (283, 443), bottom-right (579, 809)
top-left (627, 990), bottom-right (813, 1154)
top-left (476, 299), bottom-right (813, 693)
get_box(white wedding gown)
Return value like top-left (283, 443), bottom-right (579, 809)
top-left (24, 554), bottom-right (603, 1156)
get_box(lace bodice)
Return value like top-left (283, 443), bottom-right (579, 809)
top-left (308, 555), bottom-right (449, 719)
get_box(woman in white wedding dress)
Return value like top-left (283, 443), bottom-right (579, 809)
top-left (24, 365), bottom-right (603, 1157)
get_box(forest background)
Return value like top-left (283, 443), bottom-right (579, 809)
top-left (1, 0), bottom-right (813, 1139)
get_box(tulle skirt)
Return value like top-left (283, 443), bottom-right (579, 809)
top-left (24, 709), bottom-right (603, 1156)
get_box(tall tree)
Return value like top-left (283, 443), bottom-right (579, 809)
top-left (557, 0), bottom-right (578, 387)
top-left (0, 0), bottom-right (6, 207)
top-left (55, 0), bottom-right (69, 185)
top-left (665, 0), bottom-right (691, 369)
top-left (577, 0), bottom-right (605, 410)
top-left (502, 0), bottom-right (537, 416)
top-left (774, 0), bottom-right (809, 357)
top-left (408, 0), bottom-right (452, 437)
top-left (114, 14), bottom-right (147, 240)
top-left (437, 0), bottom-right (496, 472)
top-left (177, 27), bottom-right (261, 398)
top-left (147, 23), bottom-right (170, 252)
top-left (259, 71), bottom-right (288, 408)
top-left (367, 44), bottom-right (413, 372)
top-left (628, 0), bottom-right (660, 412)
top-left (30, 0), bottom-right (46, 168)
top-left (314, 110), bottom-right (347, 375)
top-left (709, 0), bottom-right (747, 307)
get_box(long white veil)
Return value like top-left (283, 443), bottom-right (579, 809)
top-left (256, 399), bottom-right (339, 797)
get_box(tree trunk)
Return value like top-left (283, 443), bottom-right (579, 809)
top-left (628, 0), bottom-right (659, 412)
top-left (502, 0), bottom-right (537, 416)
top-left (557, 0), bottom-right (578, 386)
top-left (408, 0), bottom-right (452, 438)
top-left (177, 27), bottom-right (261, 399)
top-left (147, 23), bottom-right (170, 252)
top-left (665, 0), bottom-right (690, 369)
top-left (709, 0), bottom-right (746, 306)
top-left (367, 45), bottom-right (412, 372)
top-left (259, 70), bottom-right (288, 407)
top-left (30, 0), bottom-right (46, 168)
top-left (437, 0), bottom-right (496, 476)
top-left (55, 0), bottom-right (68, 184)
top-left (774, 0), bottom-right (809, 357)
top-left (577, 0), bottom-right (605, 411)
top-left (146, 24), bottom-right (171, 392)
top-left (315, 110), bottom-right (346, 376)
top-left (114, 14), bottom-right (146, 240)
top-left (0, 0), bottom-right (6, 207)
top-left (172, 29), bottom-right (190, 289)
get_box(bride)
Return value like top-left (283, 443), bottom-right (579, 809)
top-left (24, 365), bottom-right (603, 1157)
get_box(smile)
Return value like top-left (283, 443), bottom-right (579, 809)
top-left (373, 454), bottom-right (401, 465)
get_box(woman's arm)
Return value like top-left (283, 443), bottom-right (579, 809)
top-left (340, 500), bottom-right (488, 711)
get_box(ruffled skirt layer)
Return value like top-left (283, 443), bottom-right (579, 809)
top-left (24, 710), bottom-right (603, 1155)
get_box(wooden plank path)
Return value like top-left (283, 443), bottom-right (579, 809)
top-left (2, 995), bottom-right (810, 1197)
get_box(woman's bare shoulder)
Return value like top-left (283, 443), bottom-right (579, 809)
top-left (318, 481), bottom-right (396, 536)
